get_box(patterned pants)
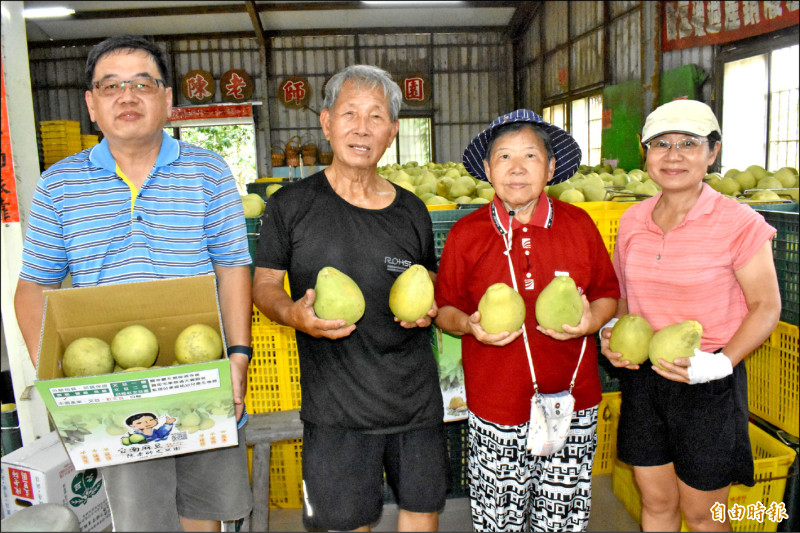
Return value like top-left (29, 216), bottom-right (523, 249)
top-left (467, 407), bottom-right (598, 532)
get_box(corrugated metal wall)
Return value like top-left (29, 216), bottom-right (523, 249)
top-left (28, 31), bottom-right (510, 173)
top-left (269, 32), bottom-right (512, 166)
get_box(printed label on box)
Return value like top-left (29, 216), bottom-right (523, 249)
top-left (36, 363), bottom-right (238, 469)
top-left (50, 369), bottom-right (222, 406)
top-left (7, 467), bottom-right (35, 500)
top-left (431, 327), bottom-right (468, 422)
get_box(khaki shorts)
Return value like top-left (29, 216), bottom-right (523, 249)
top-left (101, 424), bottom-right (252, 531)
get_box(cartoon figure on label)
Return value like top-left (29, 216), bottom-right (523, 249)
top-left (121, 412), bottom-right (175, 445)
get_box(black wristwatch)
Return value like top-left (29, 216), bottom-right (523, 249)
top-left (227, 345), bottom-right (253, 363)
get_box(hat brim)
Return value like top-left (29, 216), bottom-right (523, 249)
top-left (462, 111), bottom-right (582, 185)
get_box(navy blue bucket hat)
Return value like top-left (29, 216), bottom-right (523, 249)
top-left (462, 109), bottom-right (582, 185)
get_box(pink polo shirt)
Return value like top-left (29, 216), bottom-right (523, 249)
top-left (436, 193), bottom-right (620, 426)
top-left (613, 183), bottom-right (776, 352)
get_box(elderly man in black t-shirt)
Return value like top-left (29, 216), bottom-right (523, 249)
top-left (253, 64), bottom-right (447, 532)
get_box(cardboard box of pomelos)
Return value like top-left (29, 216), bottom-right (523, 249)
top-left (34, 274), bottom-right (239, 470)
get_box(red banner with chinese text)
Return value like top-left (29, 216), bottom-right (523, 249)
top-left (168, 104), bottom-right (252, 122)
top-left (662, 1), bottom-right (799, 52)
top-left (1, 61), bottom-right (21, 224)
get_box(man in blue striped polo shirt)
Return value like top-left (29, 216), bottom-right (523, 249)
top-left (14, 35), bottom-right (253, 532)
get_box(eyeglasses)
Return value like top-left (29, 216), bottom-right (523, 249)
top-left (91, 77), bottom-right (165, 97)
top-left (644, 137), bottom-right (708, 154)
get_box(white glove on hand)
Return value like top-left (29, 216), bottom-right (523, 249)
top-left (688, 349), bottom-right (733, 384)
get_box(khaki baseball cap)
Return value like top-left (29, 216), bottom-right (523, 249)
top-left (641, 99), bottom-right (721, 144)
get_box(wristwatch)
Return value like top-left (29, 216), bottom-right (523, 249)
top-left (227, 345), bottom-right (253, 363)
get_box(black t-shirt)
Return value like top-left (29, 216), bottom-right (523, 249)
top-left (255, 171), bottom-right (443, 432)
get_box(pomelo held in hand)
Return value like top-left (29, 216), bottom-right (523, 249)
top-left (535, 275), bottom-right (583, 332)
top-left (478, 283), bottom-right (526, 334)
top-left (62, 337), bottom-right (115, 377)
top-left (649, 320), bottom-right (702, 370)
top-left (609, 314), bottom-right (653, 364)
top-left (174, 324), bottom-right (224, 364)
top-left (389, 264), bottom-right (434, 322)
top-left (111, 324), bottom-right (159, 369)
top-left (313, 266), bottom-right (365, 326)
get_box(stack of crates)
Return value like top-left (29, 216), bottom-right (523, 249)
top-left (81, 134), bottom-right (99, 150)
top-left (39, 121), bottom-right (81, 168)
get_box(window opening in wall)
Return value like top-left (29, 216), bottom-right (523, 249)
top-left (378, 117), bottom-right (432, 166)
top-left (721, 43), bottom-right (799, 174)
top-left (166, 124), bottom-right (257, 194)
top-left (544, 95), bottom-right (602, 168)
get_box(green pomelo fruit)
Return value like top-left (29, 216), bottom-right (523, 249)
top-left (470, 197), bottom-right (490, 204)
top-left (129, 433), bottom-right (146, 444)
top-left (111, 324), bottom-right (159, 369)
top-left (418, 192), bottom-right (435, 202)
top-left (121, 436), bottom-right (131, 445)
top-left (624, 178), bottom-right (641, 192)
top-left (612, 173), bottom-right (630, 187)
top-left (242, 193), bottom-right (265, 218)
top-left (389, 264), bottom-right (434, 322)
top-left (733, 170), bottom-right (756, 191)
top-left (453, 196), bottom-right (473, 204)
top-left (477, 187), bottom-right (495, 201)
top-left (756, 176), bottom-right (783, 189)
top-left (174, 324), bottom-right (223, 364)
top-left (313, 266), bottom-right (365, 326)
top-left (122, 366), bottom-right (149, 372)
top-left (424, 195), bottom-right (451, 206)
top-left (436, 177), bottom-right (454, 197)
top-left (712, 177), bottom-right (741, 196)
top-left (724, 168), bottom-right (740, 179)
top-left (746, 165), bottom-right (768, 181)
top-left (265, 184), bottom-right (282, 198)
top-left (559, 189), bottom-right (585, 203)
top-left (750, 190), bottom-right (781, 202)
top-left (478, 283), bottom-right (526, 334)
top-left (649, 320), bottom-right (702, 370)
top-left (535, 276), bottom-right (583, 332)
top-left (582, 184), bottom-right (606, 202)
top-left (547, 180), bottom-right (573, 199)
top-left (415, 182), bottom-right (436, 197)
top-left (609, 314), bottom-right (654, 364)
top-left (634, 181), bottom-right (659, 197)
top-left (774, 167), bottom-right (798, 188)
top-left (62, 337), bottom-right (115, 377)
top-left (448, 176), bottom-right (476, 199)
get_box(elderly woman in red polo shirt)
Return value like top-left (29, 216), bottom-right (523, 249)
top-left (434, 109), bottom-right (619, 532)
top-left (599, 100), bottom-right (781, 532)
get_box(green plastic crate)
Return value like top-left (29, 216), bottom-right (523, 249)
top-left (756, 209), bottom-right (798, 326)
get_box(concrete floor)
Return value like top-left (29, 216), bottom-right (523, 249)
top-left (266, 474), bottom-right (640, 532)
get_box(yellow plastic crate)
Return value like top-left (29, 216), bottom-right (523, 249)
top-left (746, 321), bottom-right (799, 437)
top-left (593, 392), bottom-right (621, 475)
top-left (612, 423), bottom-right (796, 532)
top-left (575, 201), bottom-right (635, 259)
top-left (246, 439), bottom-right (304, 509)
top-left (245, 306), bottom-right (301, 414)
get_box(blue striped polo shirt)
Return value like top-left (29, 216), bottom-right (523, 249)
top-left (20, 131), bottom-right (251, 288)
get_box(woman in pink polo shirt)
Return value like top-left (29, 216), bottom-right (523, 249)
top-left (435, 110), bottom-right (619, 531)
top-left (600, 100), bottom-right (781, 532)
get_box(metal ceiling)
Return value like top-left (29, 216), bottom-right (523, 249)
top-left (22, 1), bottom-right (539, 46)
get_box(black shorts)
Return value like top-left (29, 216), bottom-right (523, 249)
top-left (301, 421), bottom-right (449, 531)
top-left (616, 361), bottom-right (754, 491)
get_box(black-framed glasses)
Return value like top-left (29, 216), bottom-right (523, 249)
top-left (644, 137), bottom-right (708, 154)
top-left (91, 77), bottom-right (165, 97)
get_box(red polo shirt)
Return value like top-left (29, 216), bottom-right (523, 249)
top-left (435, 192), bottom-right (620, 425)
